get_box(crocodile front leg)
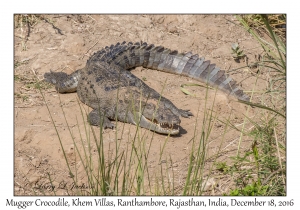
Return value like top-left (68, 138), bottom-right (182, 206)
top-left (88, 109), bottom-right (115, 129)
top-left (44, 69), bottom-right (82, 93)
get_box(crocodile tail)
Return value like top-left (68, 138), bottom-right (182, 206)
top-left (160, 51), bottom-right (250, 102)
top-left (136, 42), bottom-right (250, 102)
top-left (87, 41), bottom-right (250, 102)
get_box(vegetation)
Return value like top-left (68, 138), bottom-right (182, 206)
top-left (231, 43), bottom-right (245, 61)
top-left (225, 14), bottom-right (286, 196)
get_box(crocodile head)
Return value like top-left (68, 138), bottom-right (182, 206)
top-left (128, 102), bottom-right (181, 135)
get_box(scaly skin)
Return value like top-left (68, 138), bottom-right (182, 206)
top-left (44, 41), bottom-right (249, 135)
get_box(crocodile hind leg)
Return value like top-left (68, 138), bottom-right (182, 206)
top-left (88, 109), bottom-right (115, 129)
top-left (44, 69), bottom-right (82, 93)
top-left (146, 87), bottom-right (194, 118)
top-left (158, 97), bottom-right (193, 118)
top-left (178, 109), bottom-right (193, 118)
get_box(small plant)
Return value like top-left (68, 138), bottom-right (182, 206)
top-left (14, 93), bottom-right (29, 102)
top-left (14, 59), bottom-right (29, 69)
top-left (229, 181), bottom-right (269, 196)
top-left (14, 75), bottom-right (21, 81)
top-left (231, 43), bottom-right (245, 61)
top-left (215, 162), bottom-right (230, 173)
top-left (14, 14), bottom-right (42, 29)
top-left (14, 61), bottom-right (22, 69)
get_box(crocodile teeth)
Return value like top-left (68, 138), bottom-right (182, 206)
top-left (159, 122), bottom-right (179, 131)
top-left (145, 117), bottom-right (179, 133)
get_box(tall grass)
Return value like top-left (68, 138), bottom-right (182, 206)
top-left (224, 14), bottom-right (286, 196)
top-left (37, 75), bottom-right (224, 195)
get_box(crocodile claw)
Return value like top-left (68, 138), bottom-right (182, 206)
top-left (179, 109), bottom-right (193, 118)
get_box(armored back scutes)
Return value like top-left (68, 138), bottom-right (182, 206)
top-left (87, 41), bottom-right (250, 102)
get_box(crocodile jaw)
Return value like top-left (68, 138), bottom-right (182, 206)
top-left (137, 113), bottom-right (180, 135)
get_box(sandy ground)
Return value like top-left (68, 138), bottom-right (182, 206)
top-left (14, 14), bottom-right (266, 195)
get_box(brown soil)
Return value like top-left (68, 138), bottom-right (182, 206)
top-left (14, 14), bottom-right (266, 195)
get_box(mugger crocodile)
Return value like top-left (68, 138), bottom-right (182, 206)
top-left (44, 41), bottom-right (250, 135)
